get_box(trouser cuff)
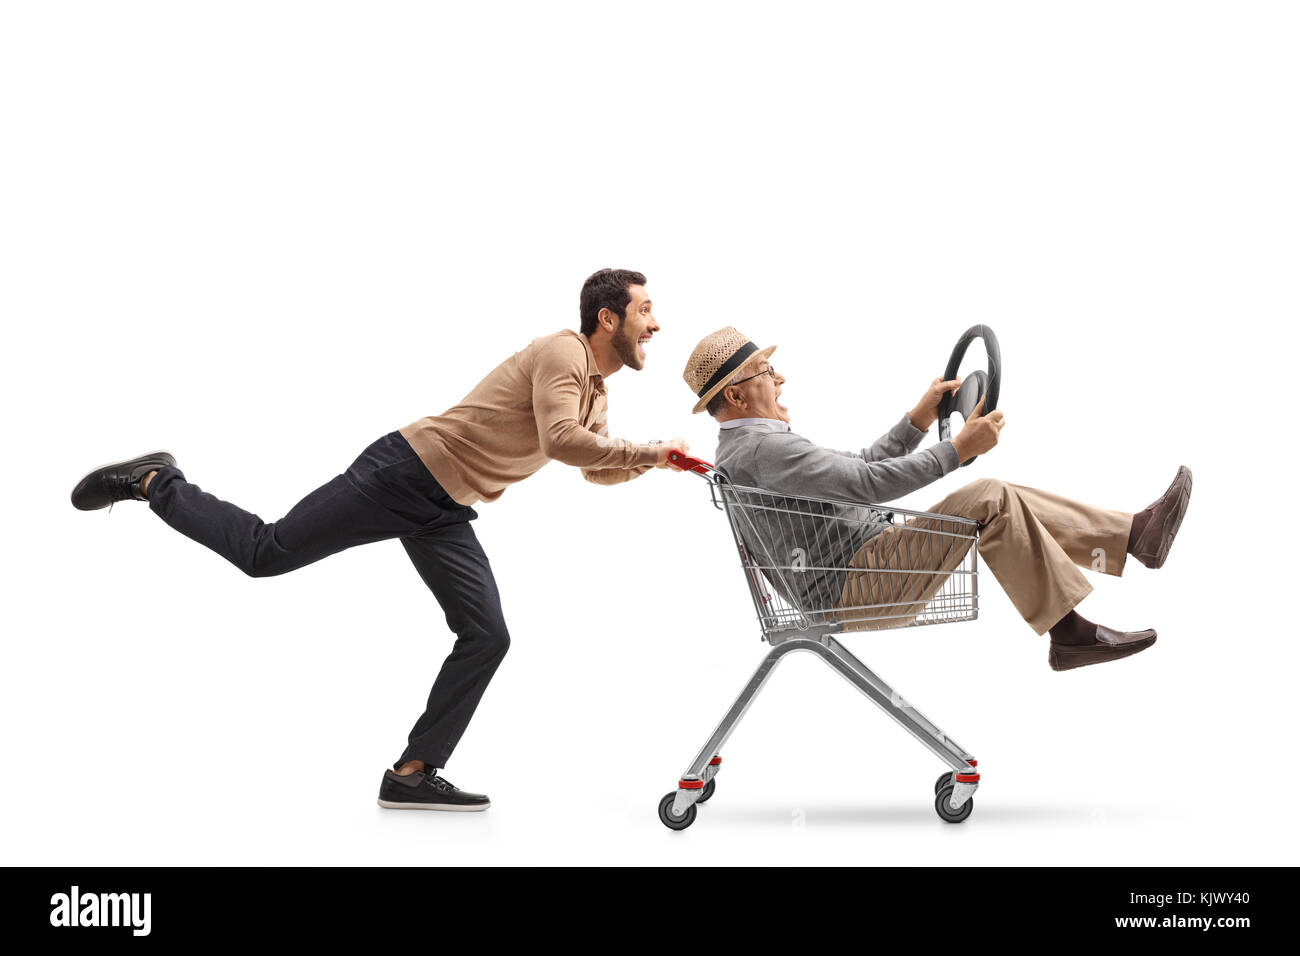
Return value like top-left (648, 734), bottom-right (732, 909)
top-left (1029, 581), bottom-right (1093, 636)
top-left (145, 464), bottom-right (185, 515)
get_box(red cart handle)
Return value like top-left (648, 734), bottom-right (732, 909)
top-left (667, 451), bottom-right (714, 474)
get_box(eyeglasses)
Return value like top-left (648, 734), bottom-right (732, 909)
top-left (731, 365), bottom-right (777, 386)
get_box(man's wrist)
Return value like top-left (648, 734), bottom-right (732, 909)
top-left (908, 408), bottom-right (934, 432)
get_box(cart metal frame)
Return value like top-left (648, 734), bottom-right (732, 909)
top-left (659, 455), bottom-right (983, 829)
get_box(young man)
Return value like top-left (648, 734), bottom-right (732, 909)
top-left (682, 326), bottom-right (1191, 671)
top-left (71, 269), bottom-right (688, 810)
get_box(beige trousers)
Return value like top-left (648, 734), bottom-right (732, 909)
top-left (837, 477), bottom-right (1132, 635)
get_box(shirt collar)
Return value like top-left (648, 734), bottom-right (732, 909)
top-left (719, 417), bottom-right (790, 433)
top-left (564, 330), bottom-right (608, 395)
top-left (569, 330), bottom-right (605, 394)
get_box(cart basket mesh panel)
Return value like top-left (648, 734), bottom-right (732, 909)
top-left (717, 481), bottom-right (979, 635)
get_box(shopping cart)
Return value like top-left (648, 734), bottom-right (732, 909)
top-left (658, 452), bottom-right (984, 829)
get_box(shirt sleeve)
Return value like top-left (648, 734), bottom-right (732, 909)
top-left (761, 431), bottom-right (960, 505)
top-left (582, 464), bottom-right (654, 486)
top-left (531, 337), bottom-right (657, 470)
top-left (829, 413), bottom-right (929, 462)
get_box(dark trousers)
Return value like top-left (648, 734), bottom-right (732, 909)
top-left (146, 431), bottom-right (510, 769)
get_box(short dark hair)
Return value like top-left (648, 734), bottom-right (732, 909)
top-left (579, 268), bottom-right (647, 337)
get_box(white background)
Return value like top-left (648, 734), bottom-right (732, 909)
top-left (2, 1), bottom-right (1296, 866)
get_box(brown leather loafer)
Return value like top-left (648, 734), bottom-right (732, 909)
top-left (1130, 465), bottom-right (1192, 569)
top-left (1048, 625), bottom-right (1157, 672)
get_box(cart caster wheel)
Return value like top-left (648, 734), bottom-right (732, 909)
top-left (934, 771), bottom-right (955, 795)
top-left (697, 778), bottom-right (717, 805)
top-left (658, 792), bottom-right (697, 831)
top-left (934, 785), bottom-right (974, 824)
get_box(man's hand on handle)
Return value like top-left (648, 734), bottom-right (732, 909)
top-left (657, 438), bottom-right (691, 469)
top-left (909, 377), bottom-right (963, 432)
top-left (950, 396), bottom-right (1005, 462)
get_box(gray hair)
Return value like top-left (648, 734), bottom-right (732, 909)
top-left (705, 369), bottom-right (747, 418)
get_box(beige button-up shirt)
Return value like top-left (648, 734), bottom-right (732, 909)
top-left (400, 330), bottom-right (655, 505)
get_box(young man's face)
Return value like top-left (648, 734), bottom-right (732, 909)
top-left (610, 285), bottom-right (658, 371)
top-left (729, 359), bottom-right (789, 423)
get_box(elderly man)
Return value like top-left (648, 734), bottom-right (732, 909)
top-left (71, 269), bottom-right (688, 811)
top-left (681, 327), bottom-right (1191, 671)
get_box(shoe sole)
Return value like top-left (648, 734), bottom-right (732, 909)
top-left (376, 799), bottom-right (490, 811)
top-left (71, 450), bottom-right (176, 510)
top-left (1137, 466), bottom-right (1192, 569)
top-left (1049, 634), bottom-right (1157, 672)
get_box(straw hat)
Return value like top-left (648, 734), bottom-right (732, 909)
top-left (682, 327), bottom-right (777, 414)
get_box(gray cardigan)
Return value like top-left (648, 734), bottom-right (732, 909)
top-left (714, 415), bottom-right (961, 611)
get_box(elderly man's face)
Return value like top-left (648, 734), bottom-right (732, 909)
top-left (728, 359), bottom-right (789, 424)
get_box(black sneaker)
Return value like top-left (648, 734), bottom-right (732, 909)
top-left (376, 770), bottom-right (491, 811)
top-left (71, 451), bottom-right (177, 511)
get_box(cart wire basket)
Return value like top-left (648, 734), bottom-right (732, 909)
top-left (658, 453), bottom-right (984, 829)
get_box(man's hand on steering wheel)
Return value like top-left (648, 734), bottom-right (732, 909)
top-left (908, 377), bottom-right (963, 432)
top-left (950, 396), bottom-right (1005, 462)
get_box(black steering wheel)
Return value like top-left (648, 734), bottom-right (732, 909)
top-left (937, 324), bottom-right (1001, 467)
